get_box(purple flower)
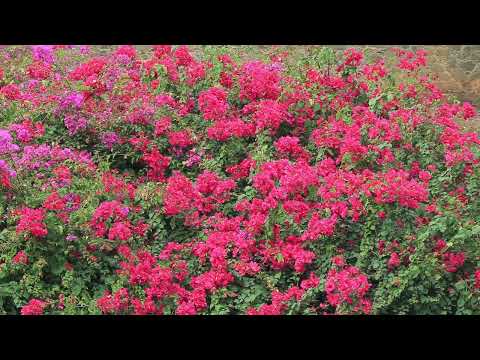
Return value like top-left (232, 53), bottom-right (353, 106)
top-left (66, 234), bottom-right (78, 242)
top-left (14, 144), bottom-right (94, 171)
top-left (0, 129), bottom-right (19, 155)
top-left (269, 62), bottom-right (284, 72)
top-left (185, 151), bottom-right (201, 167)
top-left (69, 93), bottom-right (84, 108)
top-left (9, 123), bottom-right (32, 143)
top-left (64, 193), bottom-right (81, 212)
top-left (78, 45), bottom-right (90, 55)
top-left (57, 91), bottom-right (84, 112)
top-left (64, 115), bottom-right (88, 136)
top-left (171, 147), bottom-right (185, 157)
top-left (101, 131), bottom-right (119, 150)
top-left (116, 54), bottom-right (132, 65)
top-left (31, 45), bottom-right (54, 64)
top-left (22, 79), bottom-right (40, 90)
top-left (0, 159), bottom-right (16, 178)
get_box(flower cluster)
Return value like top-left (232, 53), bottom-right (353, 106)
top-left (15, 208), bottom-right (48, 238)
top-left (324, 257), bottom-right (372, 314)
top-left (20, 299), bottom-right (47, 315)
top-left (443, 252), bottom-right (465, 273)
top-left (0, 45), bottom-right (479, 315)
top-left (9, 119), bottom-right (45, 143)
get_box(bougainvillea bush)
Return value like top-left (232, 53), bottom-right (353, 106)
top-left (0, 45), bottom-right (479, 315)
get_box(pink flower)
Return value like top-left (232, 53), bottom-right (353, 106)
top-left (301, 272), bottom-right (320, 290)
top-left (388, 252), bottom-right (401, 269)
top-left (12, 250), bottom-right (29, 265)
top-left (332, 256), bottom-right (345, 267)
top-left (1, 84), bottom-right (22, 100)
top-left (16, 208), bottom-right (48, 238)
top-left (176, 301), bottom-right (197, 315)
top-left (168, 130), bottom-right (194, 148)
top-left (462, 102), bottom-right (476, 120)
top-left (115, 45), bottom-right (137, 59)
top-left (174, 45), bottom-right (194, 67)
top-left (239, 61), bottom-right (282, 101)
top-left (198, 87), bottom-right (229, 121)
top-left (325, 262), bottom-right (371, 314)
top-left (434, 239), bottom-right (447, 253)
top-left (474, 270), bottom-right (480, 289)
top-left (154, 117), bottom-right (172, 136)
top-left (21, 299), bottom-right (47, 315)
top-left (108, 221), bottom-right (133, 241)
top-left (97, 288), bottom-right (130, 314)
top-left (443, 252), bottom-right (465, 273)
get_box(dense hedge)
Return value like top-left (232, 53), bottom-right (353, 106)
top-left (0, 45), bottom-right (479, 315)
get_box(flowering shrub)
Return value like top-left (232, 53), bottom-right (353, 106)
top-left (0, 45), bottom-right (480, 315)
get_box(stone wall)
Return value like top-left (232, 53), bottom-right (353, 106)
top-left (328, 45), bottom-right (480, 106)
top-left (424, 45), bottom-right (480, 106)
